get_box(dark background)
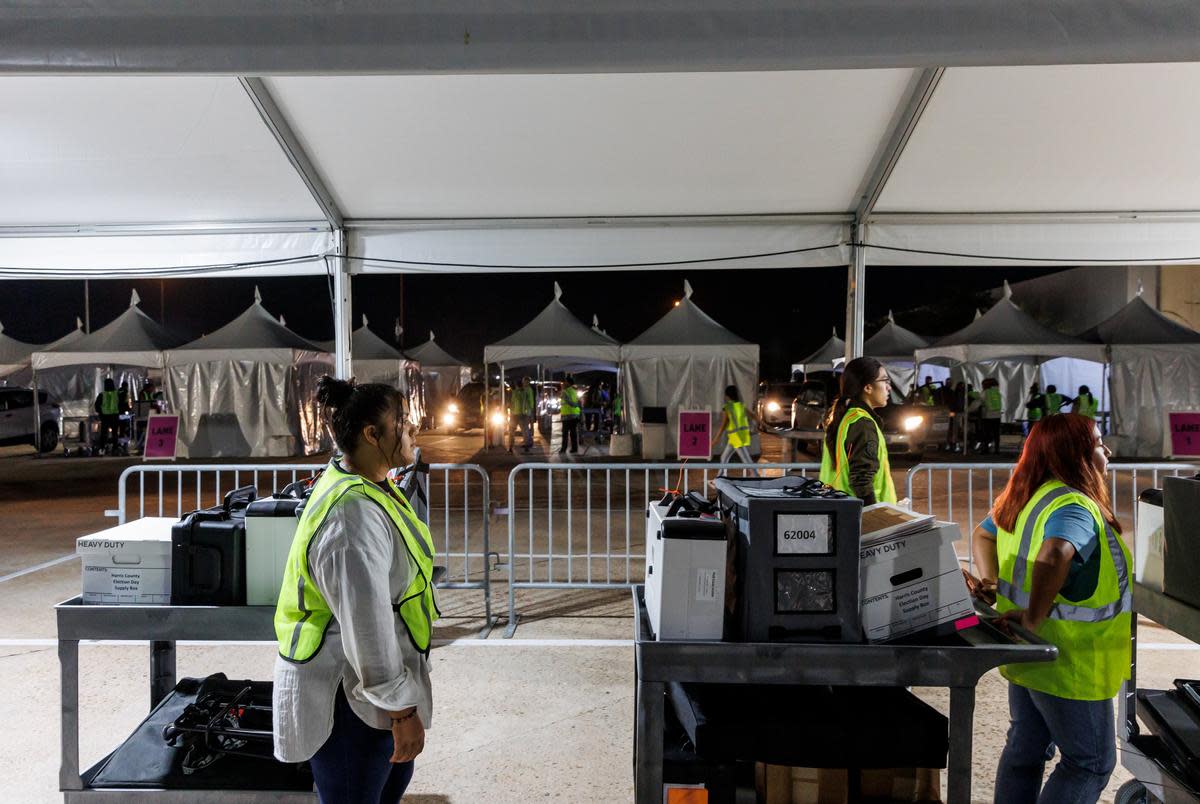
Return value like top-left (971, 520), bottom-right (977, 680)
top-left (1, 265), bottom-right (1066, 380)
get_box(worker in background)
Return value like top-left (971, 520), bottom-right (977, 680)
top-left (1045, 384), bottom-right (1065, 416)
top-left (946, 380), bottom-right (966, 452)
top-left (558, 375), bottom-right (581, 455)
top-left (94, 378), bottom-right (120, 455)
top-left (1072, 385), bottom-right (1099, 423)
top-left (511, 375), bottom-right (536, 454)
top-left (964, 415), bottom-right (1128, 803)
top-left (917, 375), bottom-right (938, 406)
top-left (711, 384), bottom-right (758, 473)
top-left (980, 378), bottom-right (1003, 454)
top-left (597, 382), bottom-right (612, 433)
top-left (274, 378), bottom-right (433, 804)
top-left (1025, 383), bottom-right (1045, 436)
top-left (612, 387), bottom-right (624, 435)
top-left (818, 357), bottom-right (896, 504)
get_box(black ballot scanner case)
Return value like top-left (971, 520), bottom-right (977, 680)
top-left (1163, 475), bottom-right (1200, 609)
top-left (171, 486), bottom-right (255, 606)
top-left (714, 475), bottom-right (863, 643)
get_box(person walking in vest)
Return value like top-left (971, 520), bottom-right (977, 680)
top-left (1024, 383), bottom-right (1046, 436)
top-left (93, 378), bottom-right (120, 454)
top-left (511, 375), bottom-right (536, 453)
top-left (558, 375), bottom-right (581, 454)
top-left (966, 414), bottom-right (1129, 803)
top-left (273, 377), bottom-right (438, 804)
top-left (1071, 385), bottom-right (1099, 423)
top-left (818, 357), bottom-right (897, 504)
top-left (981, 378), bottom-right (1004, 454)
top-left (612, 389), bottom-right (624, 435)
top-left (1045, 384), bottom-right (1065, 416)
top-left (711, 385), bottom-right (758, 472)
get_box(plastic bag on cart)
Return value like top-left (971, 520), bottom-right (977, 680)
top-left (87, 674), bottom-right (312, 791)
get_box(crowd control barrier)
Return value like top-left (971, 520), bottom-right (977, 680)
top-left (503, 461), bottom-right (820, 637)
top-left (111, 459), bottom-right (496, 633)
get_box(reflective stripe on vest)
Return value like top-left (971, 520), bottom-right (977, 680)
top-left (274, 462), bottom-right (440, 664)
top-left (985, 387), bottom-right (1003, 413)
top-left (100, 391), bottom-right (119, 415)
top-left (817, 407), bottom-right (897, 504)
top-left (994, 481), bottom-right (1132, 700)
top-left (919, 386), bottom-right (935, 405)
top-left (512, 387), bottom-right (534, 415)
top-left (724, 401), bottom-right (751, 449)
top-left (561, 387), bottom-right (580, 417)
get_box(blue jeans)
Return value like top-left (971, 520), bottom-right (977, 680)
top-left (310, 686), bottom-right (415, 804)
top-left (994, 683), bottom-right (1115, 804)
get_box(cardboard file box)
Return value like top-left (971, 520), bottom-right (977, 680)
top-left (859, 521), bottom-right (975, 642)
top-left (76, 517), bottom-right (175, 604)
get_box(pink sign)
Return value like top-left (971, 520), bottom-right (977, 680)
top-left (143, 413), bottom-right (180, 460)
top-left (1168, 411), bottom-right (1200, 458)
top-left (678, 410), bottom-right (712, 459)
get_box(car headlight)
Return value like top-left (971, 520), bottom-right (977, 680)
top-left (447, 402), bottom-right (459, 414)
top-left (903, 415), bottom-right (924, 432)
top-left (490, 411), bottom-right (505, 426)
top-left (766, 401), bottom-right (781, 413)
top-left (442, 413), bottom-right (456, 426)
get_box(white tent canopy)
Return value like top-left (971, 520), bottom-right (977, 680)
top-left (316, 317), bottom-right (424, 424)
top-left (164, 290), bottom-right (331, 458)
top-left (407, 332), bottom-right (472, 419)
top-left (0, 322), bottom-right (39, 380)
top-left (621, 282), bottom-right (759, 452)
top-left (483, 283), bottom-right (621, 369)
top-left (1080, 293), bottom-right (1200, 345)
top-left (32, 292), bottom-right (185, 371)
top-left (4, 6), bottom-right (1200, 376)
top-left (793, 329), bottom-right (846, 376)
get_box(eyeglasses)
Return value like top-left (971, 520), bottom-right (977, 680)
top-left (872, 375), bottom-right (891, 385)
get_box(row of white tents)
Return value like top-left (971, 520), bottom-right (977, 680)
top-left (793, 283), bottom-right (1200, 455)
top-left (2, 290), bottom-right (471, 458)
top-left (484, 281), bottom-right (758, 452)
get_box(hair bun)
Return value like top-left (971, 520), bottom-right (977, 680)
top-left (316, 375), bottom-right (356, 411)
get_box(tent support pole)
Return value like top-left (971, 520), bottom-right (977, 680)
top-left (845, 221), bottom-right (867, 363)
top-left (501, 364), bottom-right (507, 451)
top-left (32, 371), bottom-right (40, 456)
top-left (332, 230), bottom-right (353, 380)
top-left (483, 365), bottom-right (489, 451)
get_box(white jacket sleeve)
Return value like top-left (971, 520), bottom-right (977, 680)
top-left (309, 495), bottom-right (422, 713)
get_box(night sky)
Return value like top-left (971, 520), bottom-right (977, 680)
top-left (2, 265), bottom-right (1067, 379)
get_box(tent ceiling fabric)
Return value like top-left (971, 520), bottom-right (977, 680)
top-left (877, 63), bottom-right (1200, 213)
top-left (0, 77), bottom-right (323, 226)
top-left (266, 71), bottom-right (912, 218)
top-left (4, 1), bottom-right (1200, 74)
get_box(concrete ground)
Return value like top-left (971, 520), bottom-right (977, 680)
top-left (0, 431), bottom-right (1195, 803)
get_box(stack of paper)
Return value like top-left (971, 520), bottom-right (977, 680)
top-left (860, 502), bottom-right (935, 545)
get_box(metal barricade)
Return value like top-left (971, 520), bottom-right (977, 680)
top-left (503, 461), bottom-right (820, 637)
top-left (111, 460), bottom-right (496, 632)
top-left (905, 461), bottom-right (1200, 571)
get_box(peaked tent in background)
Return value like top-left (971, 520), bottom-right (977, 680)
top-left (791, 328), bottom-right (845, 377)
top-left (620, 280), bottom-right (759, 455)
top-left (0, 322), bottom-right (40, 383)
top-left (1079, 289), bottom-right (1200, 456)
top-left (862, 311), bottom-right (945, 402)
top-left (3, 317), bottom-right (86, 388)
top-left (31, 291), bottom-right (185, 419)
top-left (316, 316), bottom-right (424, 425)
top-left (915, 282), bottom-right (1107, 427)
top-left (164, 287), bottom-right (331, 458)
top-left (407, 331), bottom-right (472, 425)
top-left (483, 282), bottom-right (621, 371)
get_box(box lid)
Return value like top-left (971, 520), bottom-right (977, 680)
top-left (76, 517), bottom-right (175, 554)
top-left (859, 521), bottom-right (961, 562)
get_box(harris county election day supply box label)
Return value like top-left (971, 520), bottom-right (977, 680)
top-left (859, 520), bottom-right (975, 642)
top-left (76, 517), bottom-right (175, 604)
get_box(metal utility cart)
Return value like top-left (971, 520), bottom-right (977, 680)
top-left (633, 587), bottom-right (1058, 804)
top-left (56, 597), bottom-right (316, 802)
top-left (1117, 582), bottom-right (1200, 804)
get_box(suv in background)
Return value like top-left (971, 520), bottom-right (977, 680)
top-left (754, 381), bottom-right (806, 430)
top-left (789, 382), bottom-right (944, 458)
top-left (0, 387), bottom-right (62, 452)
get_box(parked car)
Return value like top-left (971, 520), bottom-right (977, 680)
top-left (754, 381), bottom-right (807, 430)
top-left (0, 386), bottom-right (62, 452)
top-left (441, 381), bottom-right (510, 433)
top-left (788, 382), bottom-right (948, 458)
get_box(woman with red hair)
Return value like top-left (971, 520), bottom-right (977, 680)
top-left (968, 414), bottom-right (1131, 803)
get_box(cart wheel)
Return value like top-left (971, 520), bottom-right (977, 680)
top-left (1115, 780), bottom-right (1149, 804)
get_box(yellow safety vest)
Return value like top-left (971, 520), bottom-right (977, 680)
top-left (818, 407), bottom-right (897, 504)
top-left (1045, 393), bottom-right (1064, 414)
top-left (919, 385), bottom-right (936, 406)
top-left (512, 387), bottom-right (535, 416)
top-left (561, 387), bottom-right (580, 417)
top-left (613, 395), bottom-right (624, 416)
top-left (100, 390), bottom-right (119, 415)
top-left (724, 401), bottom-right (751, 449)
top-left (995, 481), bottom-right (1132, 700)
top-left (274, 461), bottom-right (440, 662)
top-left (1074, 395), bottom-right (1099, 419)
top-left (985, 387), bottom-right (1003, 413)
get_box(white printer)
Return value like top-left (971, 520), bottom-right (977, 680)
top-left (644, 493), bottom-right (728, 641)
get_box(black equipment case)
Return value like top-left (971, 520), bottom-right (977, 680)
top-left (171, 486), bottom-right (255, 606)
top-left (1163, 476), bottom-right (1200, 609)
